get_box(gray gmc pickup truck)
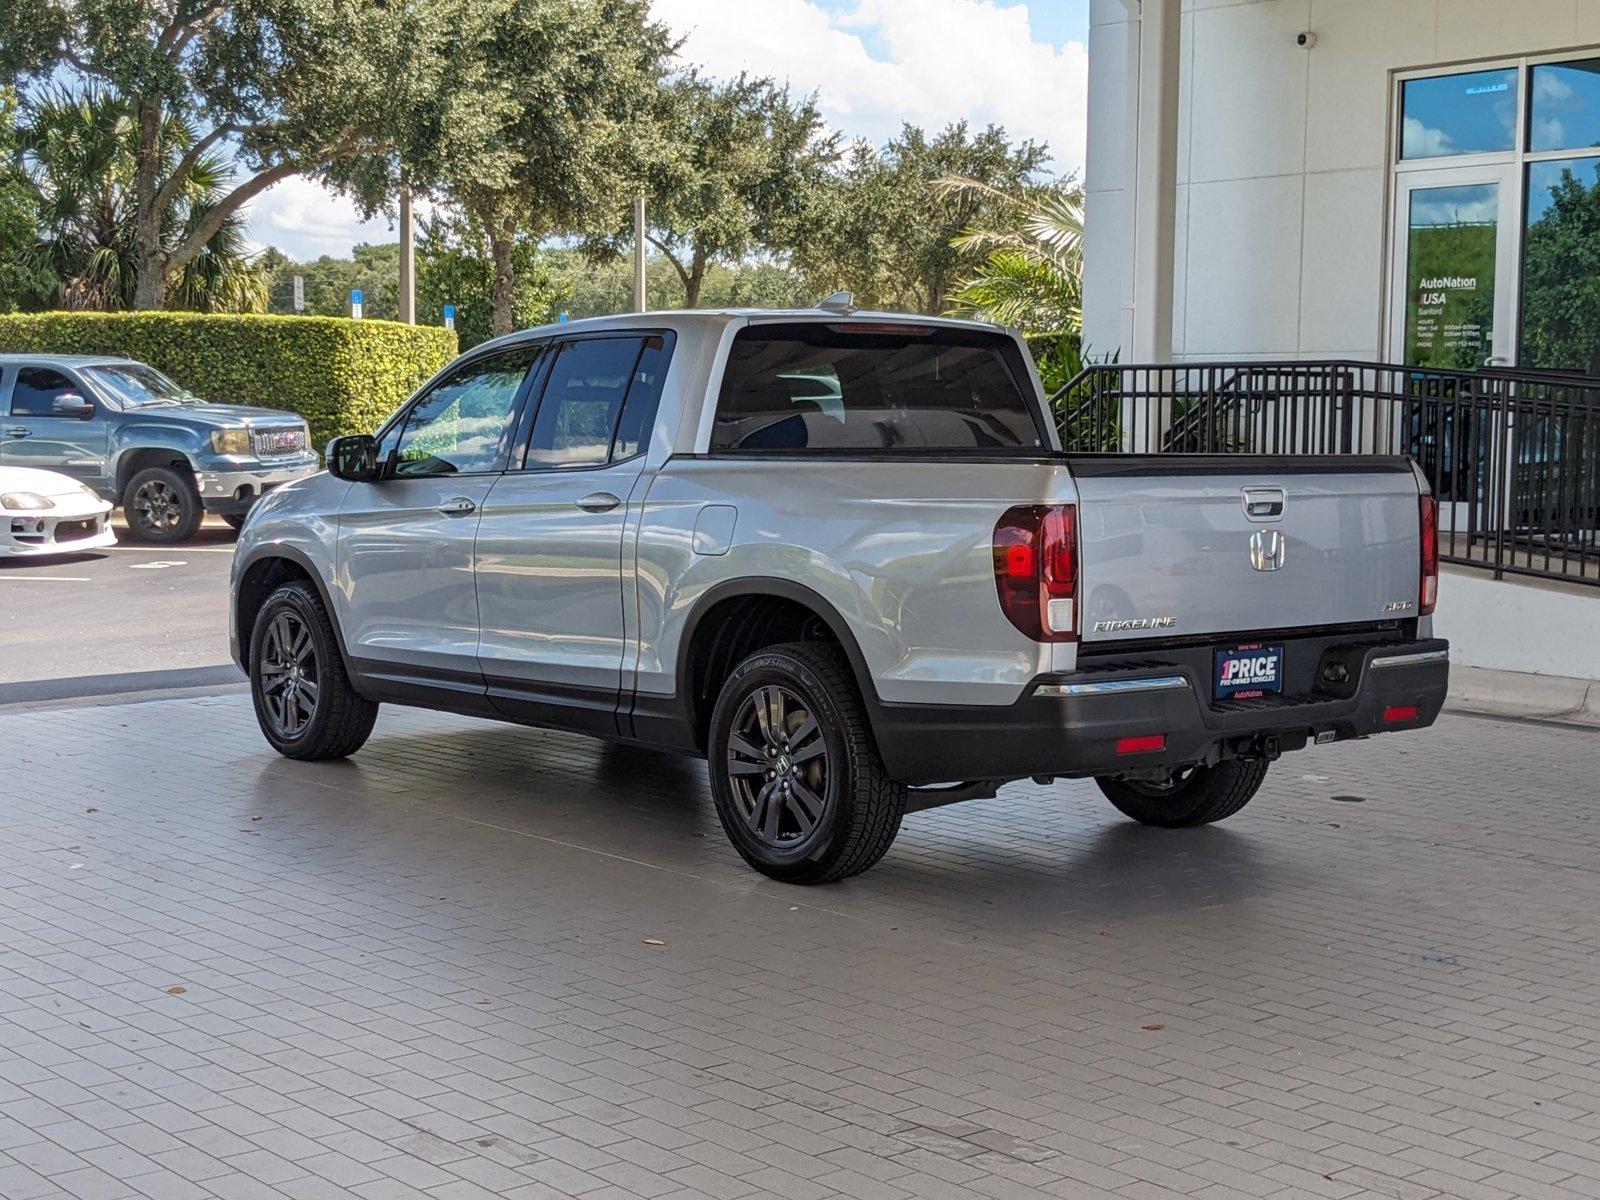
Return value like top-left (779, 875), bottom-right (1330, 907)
top-left (0, 354), bottom-right (317, 541)
top-left (231, 306), bottom-right (1448, 883)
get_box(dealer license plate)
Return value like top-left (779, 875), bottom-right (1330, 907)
top-left (1214, 643), bottom-right (1285, 699)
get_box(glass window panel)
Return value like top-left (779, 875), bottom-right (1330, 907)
top-left (10, 368), bottom-right (79, 416)
top-left (1402, 183), bottom-right (1498, 369)
top-left (524, 337), bottom-right (644, 469)
top-left (1520, 157), bottom-right (1600, 374)
top-left (1401, 69), bottom-right (1517, 159)
top-left (1530, 58), bottom-right (1600, 152)
top-left (612, 334), bottom-right (674, 461)
top-left (392, 346), bottom-right (536, 477)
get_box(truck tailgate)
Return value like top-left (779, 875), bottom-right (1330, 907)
top-left (1068, 456), bottom-right (1423, 643)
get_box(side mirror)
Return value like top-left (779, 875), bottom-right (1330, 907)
top-left (327, 434), bottom-right (381, 482)
top-left (53, 393), bottom-right (94, 419)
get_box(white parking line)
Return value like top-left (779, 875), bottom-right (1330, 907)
top-left (105, 545), bottom-right (235, 554)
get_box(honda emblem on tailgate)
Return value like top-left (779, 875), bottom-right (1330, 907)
top-left (1249, 529), bottom-right (1287, 572)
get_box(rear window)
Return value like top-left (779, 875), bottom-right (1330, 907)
top-left (710, 322), bottom-right (1045, 454)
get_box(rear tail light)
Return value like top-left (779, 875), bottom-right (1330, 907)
top-left (1419, 493), bottom-right (1438, 616)
top-left (993, 504), bottom-right (1078, 642)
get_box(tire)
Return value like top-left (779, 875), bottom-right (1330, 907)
top-left (221, 514), bottom-right (247, 532)
top-left (1097, 759), bottom-right (1269, 828)
top-left (707, 642), bottom-right (907, 884)
top-left (122, 466), bottom-right (202, 543)
top-left (249, 580), bottom-right (378, 760)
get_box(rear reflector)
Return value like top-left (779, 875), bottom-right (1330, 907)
top-left (1383, 705), bottom-right (1419, 723)
top-left (1115, 734), bottom-right (1166, 755)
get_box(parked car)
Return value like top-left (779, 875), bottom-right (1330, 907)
top-left (231, 306), bottom-right (1449, 884)
top-left (0, 463), bottom-right (116, 557)
top-left (0, 354), bottom-right (318, 543)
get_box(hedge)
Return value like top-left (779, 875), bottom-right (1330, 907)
top-left (0, 311), bottom-right (458, 449)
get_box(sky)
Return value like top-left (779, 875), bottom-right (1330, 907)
top-left (245, 0), bottom-right (1091, 262)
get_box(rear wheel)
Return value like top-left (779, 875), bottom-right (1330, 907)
top-left (708, 642), bottom-right (906, 884)
top-left (122, 466), bottom-right (201, 543)
top-left (249, 581), bottom-right (378, 760)
top-left (220, 514), bottom-right (247, 532)
top-left (1097, 759), bottom-right (1268, 828)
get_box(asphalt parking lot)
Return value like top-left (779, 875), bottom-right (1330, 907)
top-left (3, 686), bottom-right (1600, 1200)
top-left (0, 517), bottom-right (238, 697)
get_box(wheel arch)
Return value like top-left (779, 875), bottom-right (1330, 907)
top-left (234, 546), bottom-right (353, 677)
top-left (675, 577), bottom-right (883, 753)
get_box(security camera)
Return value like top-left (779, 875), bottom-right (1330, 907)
top-left (1295, 31), bottom-right (1317, 48)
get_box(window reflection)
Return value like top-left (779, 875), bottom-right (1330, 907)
top-left (1401, 69), bottom-right (1517, 159)
top-left (1521, 157), bottom-right (1600, 375)
top-left (1530, 59), bottom-right (1600, 152)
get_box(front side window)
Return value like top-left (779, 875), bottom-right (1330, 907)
top-left (392, 346), bottom-right (538, 478)
top-left (9, 368), bottom-right (82, 417)
top-left (711, 323), bottom-right (1044, 454)
top-left (1401, 68), bottom-right (1517, 159)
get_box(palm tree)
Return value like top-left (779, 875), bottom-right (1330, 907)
top-left (17, 87), bottom-right (267, 312)
top-left (937, 175), bottom-right (1084, 338)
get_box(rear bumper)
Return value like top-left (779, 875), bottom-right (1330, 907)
top-left (873, 637), bottom-right (1449, 785)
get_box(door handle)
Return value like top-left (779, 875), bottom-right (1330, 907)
top-left (436, 496), bottom-right (477, 516)
top-left (575, 491), bottom-right (621, 513)
top-left (3, 427), bottom-right (30, 438)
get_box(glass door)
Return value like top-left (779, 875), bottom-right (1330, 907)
top-left (1389, 165), bottom-right (1519, 371)
top-left (1388, 165), bottom-right (1518, 538)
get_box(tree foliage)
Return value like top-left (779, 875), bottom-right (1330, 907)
top-left (17, 85), bottom-right (265, 312)
top-left (940, 175), bottom-right (1083, 337)
top-left (0, 87), bottom-right (54, 310)
top-left (592, 73), bottom-right (835, 308)
top-left (438, 0), bottom-right (675, 335)
top-left (791, 121), bottom-right (1050, 313)
top-left (0, 0), bottom-right (485, 307)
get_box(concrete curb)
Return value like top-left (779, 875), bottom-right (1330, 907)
top-left (1446, 664), bottom-right (1600, 728)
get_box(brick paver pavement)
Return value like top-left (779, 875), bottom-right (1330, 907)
top-left (2, 693), bottom-right (1598, 1199)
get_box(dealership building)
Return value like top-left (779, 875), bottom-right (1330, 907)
top-left (1082, 0), bottom-right (1600, 686)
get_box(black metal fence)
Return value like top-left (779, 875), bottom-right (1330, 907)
top-left (1055, 360), bottom-right (1600, 587)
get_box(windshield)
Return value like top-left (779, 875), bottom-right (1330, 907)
top-left (85, 364), bottom-right (200, 408)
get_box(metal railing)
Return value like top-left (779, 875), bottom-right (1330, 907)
top-left (1055, 360), bottom-right (1600, 588)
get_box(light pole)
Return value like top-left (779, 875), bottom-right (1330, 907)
top-left (633, 194), bottom-right (647, 313)
top-left (398, 186), bottom-right (415, 324)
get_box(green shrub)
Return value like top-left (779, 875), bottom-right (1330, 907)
top-left (0, 311), bottom-right (458, 448)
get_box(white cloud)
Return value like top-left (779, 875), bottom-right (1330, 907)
top-left (243, 175), bottom-right (398, 262)
top-left (243, 0), bottom-right (1086, 261)
top-left (651, 0), bottom-right (1087, 175)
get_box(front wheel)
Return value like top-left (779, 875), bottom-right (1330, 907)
top-left (122, 466), bottom-right (201, 543)
top-left (708, 643), bottom-right (907, 884)
top-left (249, 580), bottom-right (378, 760)
top-left (1097, 759), bottom-right (1268, 828)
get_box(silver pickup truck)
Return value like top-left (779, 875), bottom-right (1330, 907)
top-left (231, 307), bottom-right (1447, 883)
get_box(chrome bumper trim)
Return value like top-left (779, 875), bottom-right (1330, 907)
top-left (1370, 649), bottom-right (1450, 669)
top-left (1035, 675), bottom-right (1190, 698)
top-left (195, 458), bottom-right (318, 497)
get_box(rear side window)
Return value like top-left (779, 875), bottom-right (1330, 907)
top-left (711, 322), bottom-right (1045, 454)
top-left (522, 332), bottom-right (675, 469)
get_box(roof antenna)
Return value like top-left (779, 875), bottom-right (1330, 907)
top-left (816, 291), bottom-right (856, 315)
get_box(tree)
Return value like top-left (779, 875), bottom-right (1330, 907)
top-left (0, 87), bottom-right (53, 310)
top-left (18, 85), bottom-right (264, 311)
top-left (939, 176), bottom-right (1083, 338)
top-left (439, 0), bottom-right (675, 336)
top-left (0, 0), bottom-right (480, 308)
top-left (263, 242), bottom-right (399, 320)
top-left (591, 73), bottom-right (834, 308)
top-left (416, 212), bottom-right (562, 348)
top-left (792, 122), bottom-right (1050, 313)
